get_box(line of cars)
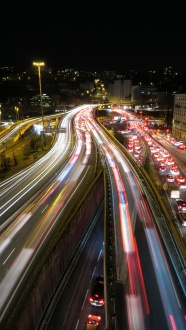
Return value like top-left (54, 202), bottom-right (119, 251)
top-left (164, 136), bottom-right (186, 150)
top-left (126, 135), bottom-right (143, 164)
top-left (114, 116), bottom-right (186, 228)
top-left (125, 127), bottom-right (186, 227)
top-left (148, 139), bottom-right (186, 226)
top-left (85, 275), bottom-right (104, 329)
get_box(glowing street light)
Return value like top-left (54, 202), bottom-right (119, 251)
top-left (15, 107), bottom-right (19, 121)
top-left (0, 104), bottom-right (1, 125)
top-left (33, 61), bottom-right (45, 148)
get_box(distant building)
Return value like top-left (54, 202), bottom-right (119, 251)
top-left (107, 79), bottom-right (132, 105)
top-left (107, 79), bottom-right (160, 110)
top-left (172, 93), bottom-right (186, 141)
top-left (131, 85), bottom-right (158, 108)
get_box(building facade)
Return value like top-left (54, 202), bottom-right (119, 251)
top-left (107, 79), bottom-right (132, 104)
top-left (172, 93), bottom-right (186, 141)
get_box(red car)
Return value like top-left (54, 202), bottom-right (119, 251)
top-left (175, 176), bottom-right (186, 187)
top-left (175, 176), bottom-right (186, 184)
top-left (86, 315), bottom-right (101, 328)
top-left (177, 144), bottom-right (186, 150)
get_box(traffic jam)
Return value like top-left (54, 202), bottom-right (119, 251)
top-left (109, 114), bottom-right (186, 228)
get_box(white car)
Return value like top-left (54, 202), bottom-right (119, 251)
top-left (166, 157), bottom-right (174, 165)
top-left (170, 168), bottom-right (180, 176)
top-left (173, 141), bottom-right (184, 146)
top-left (166, 175), bottom-right (174, 183)
top-left (162, 151), bottom-right (169, 158)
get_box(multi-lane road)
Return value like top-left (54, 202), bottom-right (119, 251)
top-left (1, 106), bottom-right (186, 330)
top-left (1, 106), bottom-right (99, 328)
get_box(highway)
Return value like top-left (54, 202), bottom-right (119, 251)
top-left (39, 107), bottom-right (186, 330)
top-left (0, 114), bottom-right (63, 152)
top-left (41, 205), bottom-right (105, 330)
top-left (0, 107), bottom-right (87, 229)
top-left (84, 109), bottom-right (186, 330)
top-left (1, 106), bottom-right (186, 330)
top-left (0, 105), bottom-right (99, 328)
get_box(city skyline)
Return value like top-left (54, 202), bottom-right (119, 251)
top-left (1, 1), bottom-right (185, 73)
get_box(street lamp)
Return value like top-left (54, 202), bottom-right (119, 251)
top-left (0, 104), bottom-right (1, 125)
top-left (15, 107), bottom-right (19, 121)
top-left (33, 61), bottom-right (45, 148)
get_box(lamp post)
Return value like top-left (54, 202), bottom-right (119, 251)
top-left (0, 104), bottom-right (1, 126)
top-left (33, 61), bottom-right (45, 148)
top-left (15, 107), bottom-right (19, 121)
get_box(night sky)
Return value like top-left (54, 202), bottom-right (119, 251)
top-left (1, 1), bottom-right (185, 73)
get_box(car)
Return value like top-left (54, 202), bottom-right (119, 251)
top-left (127, 145), bottom-right (133, 152)
top-left (134, 143), bottom-right (141, 150)
top-left (173, 140), bottom-right (184, 146)
top-left (177, 144), bottom-right (186, 150)
top-left (134, 145), bottom-right (141, 152)
top-left (170, 137), bottom-right (177, 143)
top-left (86, 315), bottom-right (101, 329)
top-left (159, 160), bottom-right (166, 166)
top-left (170, 167), bottom-right (180, 175)
top-left (136, 156), bottom-right (142, 163)
top-left (177, 212), bottom-right (186, 226)
top-left (89, 277), bottom-right (104, 306)
top-left (176, 199), bottom-right (186, 212)
top-left (175, 175), bottom-right (186, 188)
top-left (175, 175), bottom-right (186, 184)
top-left (166, 157), bottom-right (174, 165)
top-left (168, 185), bottom-right (180, 199)
top-left (158, 165), bottom-right (166, 172)
top-left (149, 147), bottom-right (157, 154)
top-left (161, 150), bottom-right (170, 158)
top-left (157, 155), bottom-right (164, 161)
top-left (134, 152), bottom-right (141, 158)
top-left (166, 174), bottom-right (175, 183)
top-left (170, 164), bottom-right (178, 170)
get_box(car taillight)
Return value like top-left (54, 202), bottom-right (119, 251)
top-left (89, 297), bottom-right (93, 302)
